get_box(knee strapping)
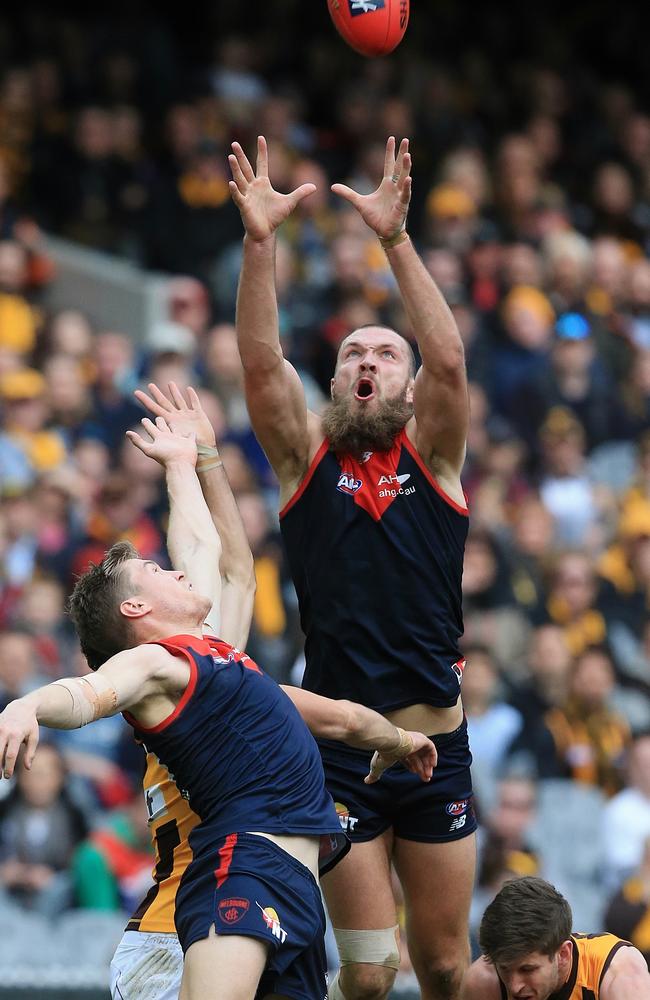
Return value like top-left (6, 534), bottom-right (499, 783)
top-left (332, 926), bottom-right (401, 969)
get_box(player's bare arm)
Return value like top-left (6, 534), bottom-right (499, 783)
top-left (281, 686), bottom-right (437, 783)
top-left (332, 136), bottom-right (469, 500)
top-left (127, 415), bottom-right (226, 634)
top-left (459, 958), bottom-right (502, 1000)
top-left (135, 382), bottom-right (255, 649)
top-left (0, 644), bottom-right (187, 779)
top-left (600, 945), bottom-right (650, 998)
top-left (229, 136), bottom-right (322, 497)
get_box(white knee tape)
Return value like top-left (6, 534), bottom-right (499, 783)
top-left (332, 925), bottom-right (401, 969)
top-left (328, 972), bottom-right (347, 1000)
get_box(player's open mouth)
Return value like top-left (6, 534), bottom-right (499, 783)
top-left (355, 378), bottom-right (376, 400)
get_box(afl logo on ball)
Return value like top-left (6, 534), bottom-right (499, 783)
top-left (446, 800), bottom-right (469, 817)
top-left (218, 897), bottom-right (250, 924)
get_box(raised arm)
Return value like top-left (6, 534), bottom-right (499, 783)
top-left (135, 383), bottom-right (255, 649)
top-left (332, 137), bottom-right (469, 490)
top-left (0, 644), bottom-right (180, 778)
top-left (229, 136), bottom-right (322, 493)
top-left (281, 686), bottom-right (437, 784)
top-left (126, 417), bottom-right (224, 633)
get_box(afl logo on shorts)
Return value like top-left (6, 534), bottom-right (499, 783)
top-left (337, 472), bottom-right (363, 495)
top-left (446, 799), bottom-right (469, 817)
top-left (451, 658), bottom-right (466, 683)
top-left (218, 897), bottom-right (250, 924)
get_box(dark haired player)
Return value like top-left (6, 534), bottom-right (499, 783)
top-left (462, 876), bottom-right (650, 999)
top-left (0, 409), bottom-right (436, 1000)
top-left (230, 134), bottom-right (475, 1000)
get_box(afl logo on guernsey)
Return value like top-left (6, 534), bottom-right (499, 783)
top-left (337, 472), bottom-right (363, 495)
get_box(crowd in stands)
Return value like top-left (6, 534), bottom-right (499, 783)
top-left (1, 5), bottom-right (650, 985)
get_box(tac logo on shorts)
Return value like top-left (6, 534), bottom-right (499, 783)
top-left (348, 0), bottom-right (385, 15)
top-left (337, 472), bottom-right (363, 495)
top-left (218, 897), bottom-right (250, 924)
top-left (257, 903), bottom-right (288, 943)
top-left (446, 799), bottom-right (469, 817)
top-left (335, 801), bottom-right (359, 832)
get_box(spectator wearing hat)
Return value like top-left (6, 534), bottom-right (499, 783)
top-left (537, 407), bottom-right (606, 547)
top-left (509, 312), bottom-right (619, 453)
top-left (0, 368), bottom-right (66, 475)
top-left (491, 284), bottom-right (555, 411)
top-left (424, 181), bottom-right (478, 252)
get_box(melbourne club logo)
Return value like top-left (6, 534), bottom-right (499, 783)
top-left (348, 0), bottom-right (385, 13)
top-left (218, 897), bottom-right (249, 924)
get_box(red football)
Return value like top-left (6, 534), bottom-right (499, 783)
top-left (327, 0), bottom-right (409, 57)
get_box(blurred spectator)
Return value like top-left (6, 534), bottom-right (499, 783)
top-left (72, 790), bottom-right (153, 913)
top-left (0, 743), bottom-right (88, 917)
top-left (544, 646), bottom-right (631, 796)
top-left (510, 313), bottom-right (619, 453)
top-left (463, 644), bottom-right (523, 804)
top-left (0, 629), bottom-right (48, 712)
top-left (602, 733), bottom-right (650, 887)
top-left (540, 550), bottom-right (608, 655)
top-left (605, 836), bottom-right (650, 964)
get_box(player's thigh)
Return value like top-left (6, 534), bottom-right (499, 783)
top-left (180, 926), bottom-right (270, 1000)
top-left (110, 931), bottom-right (183, 1000)
top-left (322, 830), bottom-right (396, 929)
top-left (393, 833), bottom-right (476, 958)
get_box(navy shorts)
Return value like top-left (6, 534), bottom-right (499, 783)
top-left (318, 719), bottom-right (476, 843)
top-left (175, 833), bottom-right (327, 1000)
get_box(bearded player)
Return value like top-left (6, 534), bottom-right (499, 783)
top-left (230, 135), bottom-right (474, 1000)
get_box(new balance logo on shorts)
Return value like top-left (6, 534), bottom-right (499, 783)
top-left (446, 799), bottom-right (469, 833)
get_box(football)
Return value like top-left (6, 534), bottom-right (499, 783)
top-left (328, 0), bottom-right (409, 57)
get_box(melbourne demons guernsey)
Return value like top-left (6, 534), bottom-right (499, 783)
top-left (124, 633), bottom-right (346, 929)
top-left (280, 428), bottom-right (469, 712)
top-left (497, 934), bottom-right (631, 1000)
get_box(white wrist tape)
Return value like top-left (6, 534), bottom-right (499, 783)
top-left (52, 674), bottom-right (118, 727)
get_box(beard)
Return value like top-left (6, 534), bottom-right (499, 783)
top-left (321, 387), bottom-right (413, 457)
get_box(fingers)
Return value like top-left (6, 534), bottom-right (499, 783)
top-left (2, 735), bottom-right (20, 778)
top-left (168, 382), bottom-right (188, 410)
top-left (125, 430), bottom-right (153, 456)
top-left (331, 183), bottom-right (362, 208)
top-left (230, 141), bottom-right (255, 183)
top-left (133, 388), bottom-right (167, 418)
top-left (289, 183), bottom-right (317, 210)
top-left (228, 152), bottom-right (250, 191)
top-left (256, 135), bottom-right (268, 178)
top-left (23, 725), bottom-right (40, 770)
top-left (383, 135), bottom-right (396, 178)
top-left (228, 180), bottom-right (245, 208)
top-left (186, 386), bottom-right (202, 411)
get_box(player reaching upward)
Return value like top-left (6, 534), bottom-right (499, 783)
top-left (230, 134), bottom-right (475, 1000)
top-left (0, 387), bottom-right (436, 1000)
top-left (462, 876), bottom-right (650, 999)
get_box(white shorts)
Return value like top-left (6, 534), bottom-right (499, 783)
top-left (110, 930), bottom-right (183, 1000)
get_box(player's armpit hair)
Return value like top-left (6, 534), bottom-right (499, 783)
top-left (52, 674), bottom-right (118, 727)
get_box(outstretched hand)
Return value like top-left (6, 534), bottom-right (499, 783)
top-left (0, 701), bottom-right (39, 779)
top-left (126, 416), bottom-right (197, 468)
top-left (135, 382), bottom-right (216, 448)
top-left (332, 136), bottom-right (412, 241)
top-left (364, 730), bottom-right (437, 785)
top-left (228, 135), bottom-right (316, 242)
